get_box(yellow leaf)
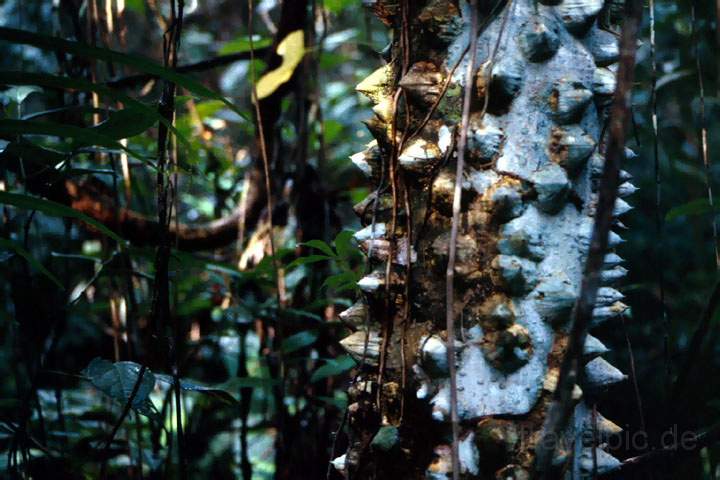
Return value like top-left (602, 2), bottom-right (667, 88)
top-left (254, 30), bottom-right (305, 100)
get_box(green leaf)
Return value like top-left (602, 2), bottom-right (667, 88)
top-left (219, 35), bottom-right (272, 55)
top-left (0, 119), bottom-right (145, 162)
top-left (287, 254), bottom-right (332, 269)
top-left (83, 358), bottom-right (155, 409)
top-left (310, 355), bottom-right (356, 383)
top-left (323, 119), bottom-right (343, 143)
top-left (0, 237), bottom-right (63, 288)
top-left (322, 271), bottom-right (358, 290)
top-left (324, 0), bottom-right (355, 13)
top-left (281, 330), bottom-right (319, 354)
top-left (0, 71), bottom-right (187, 146)
top-left (666, 197), bottom-right (720, 221)
top-left (0, 85), bottom-right (41, 104)
top-left (314, 395), bottom-right (348, 410)
top-left (333, 230), bottom-right (355, 259)
top-left (154, 374), bottom-right (238, 405)
top-left (284, 308), bottom-right (322, 322)
top-left (91, 106), bottom-right (158, 140)
top-left (0, 191), bottom-right (125, 244)
top-left (0, 27), bottom-right (242, 117)
top-left (254, 30), bottom-right (305, 100)
top-left (303, 239), bottom-right (336, 257)
top-left (232, 377), bottom-right (280, 389)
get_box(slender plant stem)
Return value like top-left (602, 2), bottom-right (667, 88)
top-left (446, 2), bottom-right (479, 478)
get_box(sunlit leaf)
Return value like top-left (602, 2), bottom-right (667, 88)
top-left (324, 0), bottom-right (355, 13)
top-left (0, 237), bottom-right (63, 289)
top-left (254, 30), bottom-right (305, 100)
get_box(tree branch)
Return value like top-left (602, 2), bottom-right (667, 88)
top-left (1, 151), bottom-right (265, 251)
top-left (105, 47), bottom-right (271, 89)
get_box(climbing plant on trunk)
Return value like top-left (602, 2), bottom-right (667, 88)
top-left (334, 0), bottom-right (636, 478)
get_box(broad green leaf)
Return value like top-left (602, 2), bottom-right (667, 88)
top-left (666, 197), bottom-right (720, 221)
top-left (91, 106), bottom-right (158, 140)
top-left (323, 119), bottom-right (343, 143)
top-left (324, 0), bottom-right (355, 14)
top-left (154, 374), bottom-right (238, 405)
top-left (322, 271), bottom-right (358, 290)
top-left (287, 254), bottom-right (332, 269)
top-left (219, 35), bottom-right (272, 55)
top-left (281, 330), bottom-right (319, 354)
top-left (315, 395), bottom-right (348, 410)
top-left (254, 30), bottom-right (305, 100)
top-left (0, 191), bottom-right (125, 244)
top-left (303, 239), bottom-right (336, 257)
top-left (656, 70), bottom-right (692, 91)
top-left (0, 85), bottom-right (41, 104)
top-left (83, 358), bottom-right (155, 409)
top-left (0, 237), bottom-right (63, 288)
top-left (0, 141), bottom-right (66, 171)
top-left (232, 377), bottom-right (280, 389)
top-left (333, 230), bottom-right (355, 259)
top-left (0, 119), bottom-right (144, 162)
top-left (284, 308), bottom-right (322, 322)
top-left (0, 27), bottom-right (242, 117)
top-left (0, 71), bottom-right (187, 146)
top-left (310, 355), bottom-right (356, 383)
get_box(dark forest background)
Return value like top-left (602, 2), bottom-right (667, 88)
top-left (0, 0), bottom-right (719, 478)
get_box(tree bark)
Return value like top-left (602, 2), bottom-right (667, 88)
top-left (335, 1), bottom-right (634, 478)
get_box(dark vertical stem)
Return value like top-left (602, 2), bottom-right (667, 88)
top-left (446, 2), bottom-right (479, 478)
top-left (248, 1), bottom-right (290, 475)
top-left (621, 314), bottom-right (646, 433)
top-left (691, 2), bottom-right (719, 269)
top-left (149, 0), bottom-right (185, 477)
top-left (238, 328), bottom-right (253, 480)
top-left (648, 0), bottom-right (670, 405)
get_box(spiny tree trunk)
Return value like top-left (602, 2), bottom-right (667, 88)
top-left (334, 0), bottom-right (634, 478)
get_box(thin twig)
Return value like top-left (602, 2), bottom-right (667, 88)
top-left (106, 48), bottom-right (271, 89)
top-left (446, 2), bottom-right (479, 478)
top-left (248, 0), bottom-right (288, 471)
top-left (599, 421), bottom-right (720, 476)
top-left (691, 3), bottom-right (719, 268)
top-left (533, 0), bottom-right (643, 474)
top-left (99, 365), bottom-right (148, 480)
top-left (671, 281), bottom-right (720, 405)
top-left (649, 0), bottom-right (671, 411)
top-left (621, 314), bottom-right (646, 432)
